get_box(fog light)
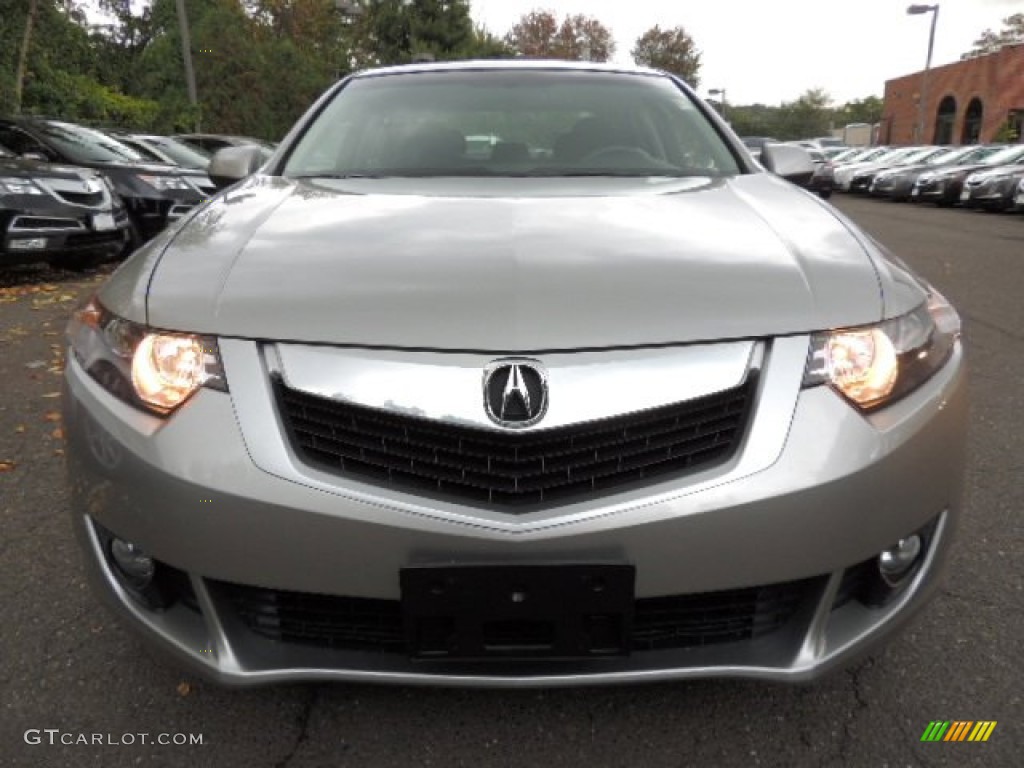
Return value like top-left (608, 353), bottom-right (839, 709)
top-left (8, 237), bottom-right (48, 251)
top-left (878, 535), bottom-right (922, 586)
top-left (110, 538), bottom-right (155, 590)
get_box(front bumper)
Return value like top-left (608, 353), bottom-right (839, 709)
top-left (966, 179), bottom-right (1019, 210)
top-left (912, 178), bottom-right (963, 204)
top-left (1, 209), bottom-right (130, 265)
top-left (64, 336), bottom-right (967, 686)
top-left (124, 192), bottom-right (205, 239)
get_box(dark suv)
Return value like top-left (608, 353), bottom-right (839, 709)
top-left (0, 118), bottom-right (212, 242)
top-left (1, 143), bottom-right (130, 269)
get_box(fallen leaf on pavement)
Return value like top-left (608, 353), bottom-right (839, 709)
top-left (52, 427), bottom-right (64, 440)
top-left (177, 682), bottom-right (193, 697)
top-left (42, 392), bottom-right (61, 399)
top-left (43, 411), bottom-right (61, 422)
top-left (0, 461), bottom-right (16, 472)
top-left (14, 425), bottom-right (25, 434)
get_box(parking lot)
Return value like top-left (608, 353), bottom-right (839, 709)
top-left (0, 196), bottom-right (1020, 767)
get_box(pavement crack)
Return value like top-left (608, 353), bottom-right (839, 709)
top-left (835, 661), bottom-right (872, 764)
top-left (962, 311), bottom-right (1024, 344)
top-left (275, 686), bottom-right (320, 768)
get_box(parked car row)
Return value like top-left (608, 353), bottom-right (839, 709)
top-left (826, 142), bottom-right (1024, 212)
top-left (0, 117), bottom-right (274, 271)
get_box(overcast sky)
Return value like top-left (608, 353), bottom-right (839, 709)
top-left (471, 0), bottom-right (1022, 105)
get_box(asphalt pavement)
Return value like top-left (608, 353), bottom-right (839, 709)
top-left (1, 196), bottom-right (1021, 767)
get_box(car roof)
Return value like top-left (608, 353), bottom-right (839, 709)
top-left (351, 59), bottom-right (666, 79)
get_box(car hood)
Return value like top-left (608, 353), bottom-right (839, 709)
top-left (925, 162), bottom-right (993, 179)
top-left (115, 174), bottom-right (924, 350)
top-left (967, 164), bottom-right (1024, 180)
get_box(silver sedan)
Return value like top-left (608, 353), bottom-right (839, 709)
top-left (63, 61), bottom-right (966, 687)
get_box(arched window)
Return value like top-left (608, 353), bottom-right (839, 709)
top-left (933, 96), bottom-right (957, 144)
top-left (961, 98), bottom-right (984, 144)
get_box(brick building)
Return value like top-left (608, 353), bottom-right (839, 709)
top-left (880, 44), bottom-right (1024, 145)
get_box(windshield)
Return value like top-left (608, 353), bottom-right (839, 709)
top-left (284, 70), bottom-right (741, 179)
top-left (138, 136), bottom-right (211, 169)
top-left (896, 147), bottom-right (945, 165)
top-left (926, 147), bottom-right (971, 165)
top-left (878, 147), bottom-right (925, 164)
top-left (982, 145), bottom-right (1024, 165)
top-left (37, 122), bottom-right (145, 163)
top-left (832, 148), bottom-right (867, 163)
top-left (955, 146), bottom-right (1002, 164)
top-left (855, 148), bottom-right (890, 162)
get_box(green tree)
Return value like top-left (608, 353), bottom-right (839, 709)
top-left (835, 95), bottom-right (883, 127)
top-left (348, 0), bottom-right (478, 66)
top-left (465, 24), bottom-right (514, 59)
top-left (776, 88), bottom-right (832, 140)
top-left (631, 25), bottom-right (701, 86)
top-left (726, 104), bottom-right (783, 138)
top-left (963, 12), bottom-right (1024, 57)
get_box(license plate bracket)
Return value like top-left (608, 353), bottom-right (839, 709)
top-left (92, 212), bottom-right (116, 231)
top-left (401, 564), bottom-right (635, 660)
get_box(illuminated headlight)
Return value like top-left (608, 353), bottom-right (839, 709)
top-left (0, 176), bottom-right (45, 195)
top-left (135, 174), bottom-right (191, 191)
top-left (66, 297), bottom-right (226, 415)
top-left (803, 290), bottom-right (960, 411)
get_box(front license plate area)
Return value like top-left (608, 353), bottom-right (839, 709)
top-left (402, 565), bottom-right (635, 660)
top-left (92, 213), bottom-right (116, 231)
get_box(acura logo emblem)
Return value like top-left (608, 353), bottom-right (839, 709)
top-left (482, 359), bottom-right (548, 428)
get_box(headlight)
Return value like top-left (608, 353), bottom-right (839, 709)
top-left (67, 297), bottom-right (226, 415)
top-left (803, 290), bottom-right (960, 411)
top-left (0, 176), bottom-right (45, 195)
top-left (135, 174), bottom-right (191, 191)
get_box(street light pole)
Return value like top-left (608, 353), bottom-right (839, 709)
top-left (175, 0), bottom-right (199, 131)
top-left (709, 88), bottom-right (727, 122)
top-left (907, 4), bottom-right (939, 143)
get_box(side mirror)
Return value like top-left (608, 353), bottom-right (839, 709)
top-left (759, 144), bottom-right (816, 186)
top-left (208, 145), bottom-right (265, 190)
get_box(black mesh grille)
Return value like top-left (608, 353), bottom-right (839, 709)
top-left (275, 375), bottom-right (756, 509)
top-left (221, 584), bottom-right (405, 653)
top-left (215, 575), bottom-right (818, 655)
top-left (64, 230), bottom-right (125, 251)
top-left (10, 216), bottom-right (81, 230)
top-left (631, 578), bottom-right (818, 650)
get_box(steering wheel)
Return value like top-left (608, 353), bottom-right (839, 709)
top-left (580, 145), bottom-right (659, 165)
